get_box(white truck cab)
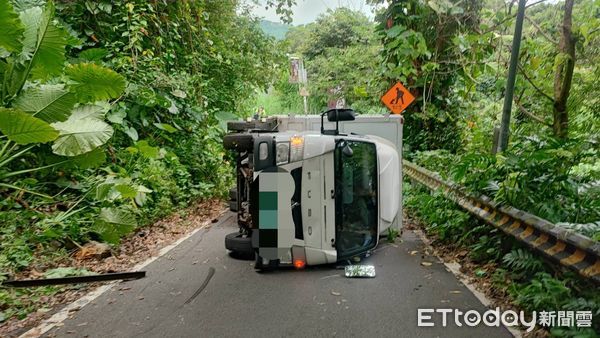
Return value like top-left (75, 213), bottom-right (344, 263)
top-left (224, 109), bottom-right (402, 269)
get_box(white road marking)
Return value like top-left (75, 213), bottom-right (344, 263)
top-left (19, 216), bottom-right (219, 338)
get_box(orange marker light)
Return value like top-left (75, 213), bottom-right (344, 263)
top-left (290, 135), bottom-right (304, 147)
top-left (294, 259), bottom-right (306, 269)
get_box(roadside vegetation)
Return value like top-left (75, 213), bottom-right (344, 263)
top-left (0, 0), bottom-right (283, 323)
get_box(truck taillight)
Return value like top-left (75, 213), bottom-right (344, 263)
top-left (292, 245), bottom-right (306, 269)
top-left (294, 259), bottom-right (305, 269)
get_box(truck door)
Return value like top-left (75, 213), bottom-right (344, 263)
top-left (334, 140), bottom-right (379, 259)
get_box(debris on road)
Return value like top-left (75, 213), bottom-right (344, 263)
top-left (75, 241), bottom-right (112, 260)
top-left (3, 271), bottom-right (146, 288)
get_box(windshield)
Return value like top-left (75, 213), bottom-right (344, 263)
top-left (334, 140), bottom-right (378, 259)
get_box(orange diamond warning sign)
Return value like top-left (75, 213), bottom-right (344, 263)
top-left (381, 82), bottom-right (415, 114)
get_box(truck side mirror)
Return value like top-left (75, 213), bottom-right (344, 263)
top-left (326, 109), bottom-right (356, 122)
top-left (320, 108), bottom-right (357, 135)
top-left (342, 143), bottom-right (353, 157)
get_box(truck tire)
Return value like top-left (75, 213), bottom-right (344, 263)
top-left (227, 120), bottom-right (277, 132)
top-left (227, 121), bottom-right (254, 132)
top-left (225, 232), bottom-right (253, 255)
top-left (229, 200), bottom-right (238, 212)
top-left (223, 133), bottom-right (253, 152)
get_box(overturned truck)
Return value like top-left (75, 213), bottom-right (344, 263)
top-left (223, 109), bottom-right (403, 269)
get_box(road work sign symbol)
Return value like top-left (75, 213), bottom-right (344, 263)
top-left (381, 82), bottom-right (415, 114)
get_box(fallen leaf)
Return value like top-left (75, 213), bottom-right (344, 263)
top-left (421, 262), bottom-right (433, 267)
top-left (331, 291), bottom-right (341, 296)
top-left (450, 290), bottom-right (461, 294)
top-left (410, 250), bottom-right (418, 255)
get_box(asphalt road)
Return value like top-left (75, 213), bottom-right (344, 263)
top-left (45, 213), bottom-right (512, 338)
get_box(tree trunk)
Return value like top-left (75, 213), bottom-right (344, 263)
top-left (553, 0), bottom-right (575, 139)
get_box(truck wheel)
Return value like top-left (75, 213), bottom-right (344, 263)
top-left (227, 121), bottom-right (254, 132)
top-left (225, 232), bottom-right (253, 255)
top-left (223, 133), bottom-right (253, 152)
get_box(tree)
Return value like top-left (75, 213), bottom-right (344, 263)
top-left (552, 0), bottom-right (575, 138)
top-left (375, 0), bottom-right (483, 152)
top-left (278, 8), bottom-right (382, 112)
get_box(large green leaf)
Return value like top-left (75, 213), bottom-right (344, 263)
top-left (69, 104), bottom-right (105, 120)
top-left (66, 63), bottom-right (126, 102)
top-left (0, 107), bottom-right (58, 144)
top-left (12, 84), bottom-right (76, 122)
top-left (19, 3), bottom-right (66, 79)
top-left (78, 48), bottom-right (108, 62)
top-left (30, 22), bottom-right (67, 79)
top-left (18, 7), bottom-right (43, 61)
top-left (94, 207), bottom-right (137, 244)
top-left (0, 0), bottom-right (24, 53)
top-left (51, 116), bottom-right (113, 156)
top-left (68, 147), bottom-right (106, 169)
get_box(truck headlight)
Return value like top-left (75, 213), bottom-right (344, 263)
top-left (276, 142), bottom-right (289, 165)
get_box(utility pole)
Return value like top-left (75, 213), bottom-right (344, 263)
top-left (498, 0), bottom-right (526, 152)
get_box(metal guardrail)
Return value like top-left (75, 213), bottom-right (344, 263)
top-left (403, 160), bottom-right (600, 284)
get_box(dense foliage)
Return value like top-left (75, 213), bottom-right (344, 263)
top-left (261, 8), bottom-right (385, 114)
top-left (390, 0), bottom-right (600, 237)
top-left (0, 0), bottom-right (282, 321)
top-left (382, 1), bottom-right (600, 335)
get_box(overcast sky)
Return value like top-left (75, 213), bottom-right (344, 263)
top-left (250, 0), bottom-right (375, 25)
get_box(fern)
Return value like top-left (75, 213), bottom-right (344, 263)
top-left (512, 272), bottom-right (572, 311)
top-left (502, 248), bottom-right (544, 276)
